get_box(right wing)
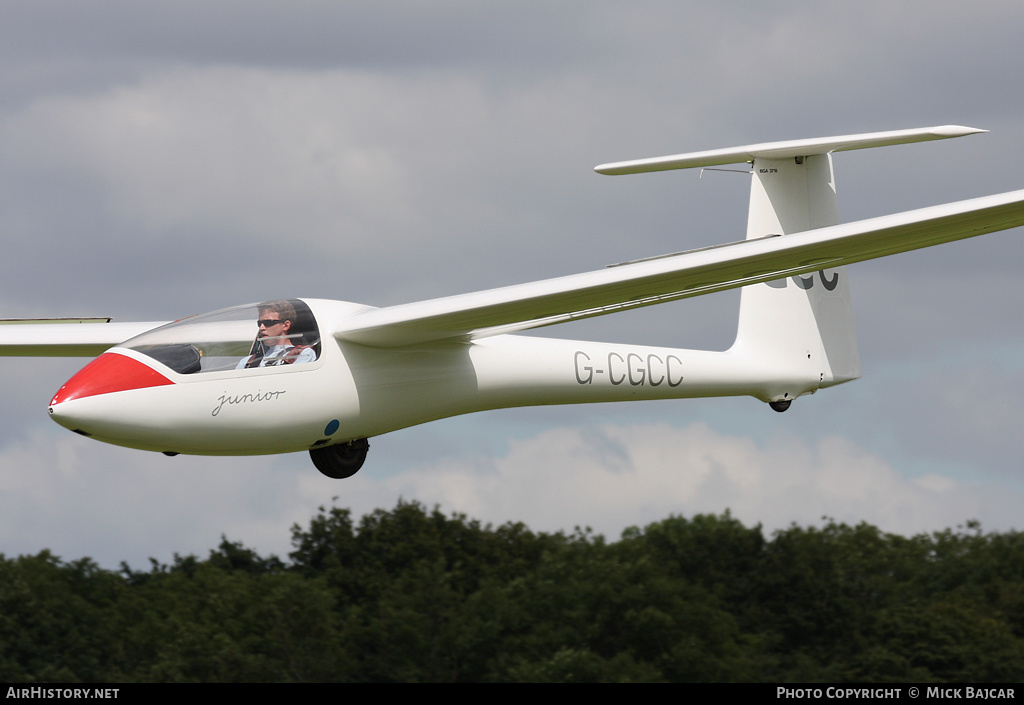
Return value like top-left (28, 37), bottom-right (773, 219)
top-left (0, 319), bottom-right (169, 357)
top-left (333, 189), bottom-right (1024, 348)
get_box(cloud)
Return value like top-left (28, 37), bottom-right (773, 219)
top-left (2, 64), bottom-right (666, 309)
top-left (365, 422), bottom-right (1020, 539)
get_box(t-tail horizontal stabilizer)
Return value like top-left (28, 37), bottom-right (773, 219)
top-left (593, 125), bottom-right (986, 175)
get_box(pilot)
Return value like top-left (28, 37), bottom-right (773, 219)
top-left (237, 300), bottom-right (316, 369)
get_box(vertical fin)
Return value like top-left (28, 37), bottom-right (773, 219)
top-left (731, 153), bottom-right (861, 402)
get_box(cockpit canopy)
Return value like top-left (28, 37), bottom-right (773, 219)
top-left (123, 299), bottom-right (321, 374)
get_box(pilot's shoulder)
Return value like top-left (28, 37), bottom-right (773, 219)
top-left (285, 345), bottom-right (316, 363)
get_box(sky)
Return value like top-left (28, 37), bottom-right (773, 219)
top-left (2, 0), bottom-right (1024, 569)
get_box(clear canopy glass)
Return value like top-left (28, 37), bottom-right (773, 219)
top-left (122, 299), bottom-right (321, 374)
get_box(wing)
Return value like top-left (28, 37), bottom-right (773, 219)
top-left (334, 189), bottom-right (1024, 348)
top-left (0, 319), bottom-right (170, 356)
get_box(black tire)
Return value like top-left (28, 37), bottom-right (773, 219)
top-left (309, 438), bottom-right (370, 479)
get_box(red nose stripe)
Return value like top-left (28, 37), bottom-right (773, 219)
top-left (50, 353), bottom-right (174, 405)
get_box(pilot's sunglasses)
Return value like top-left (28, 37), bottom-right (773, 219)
top-left (257, 319), bottom-right (288, 327)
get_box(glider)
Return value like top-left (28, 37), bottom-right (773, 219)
top-left (3, 126), bottom-right (1023, 478)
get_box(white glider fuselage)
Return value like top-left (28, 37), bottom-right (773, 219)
top-left (48, 297), bottom-right (825, 456)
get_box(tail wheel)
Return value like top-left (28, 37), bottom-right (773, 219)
top-left (769, 400), bottom-right (792, 413)
top-left (309, 438), bottom-right (370, 479)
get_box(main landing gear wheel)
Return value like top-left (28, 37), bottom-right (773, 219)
top-left (769, 400), bottom-right (792, 413)
top-left (310, 438), bottom-right (370, 479)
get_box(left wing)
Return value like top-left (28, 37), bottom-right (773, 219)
top-left (0, 319), bottom-right (169, 356)
top-left (5, 191), bottom-right (1022, 354)
top-left (335, 189), bottom-right (1024, 348)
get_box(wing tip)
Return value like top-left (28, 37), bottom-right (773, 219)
top-left (932, 124), bottom-right (988, 137)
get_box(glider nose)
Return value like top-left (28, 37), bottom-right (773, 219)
top-left (48, 352), bottom-right (174, 433)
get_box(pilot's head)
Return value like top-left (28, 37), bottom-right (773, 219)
top-left (256, 300), bottom-right (298, 346)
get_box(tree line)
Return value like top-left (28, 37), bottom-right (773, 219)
top-left (1, 500), bottom-right (1022, 682)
